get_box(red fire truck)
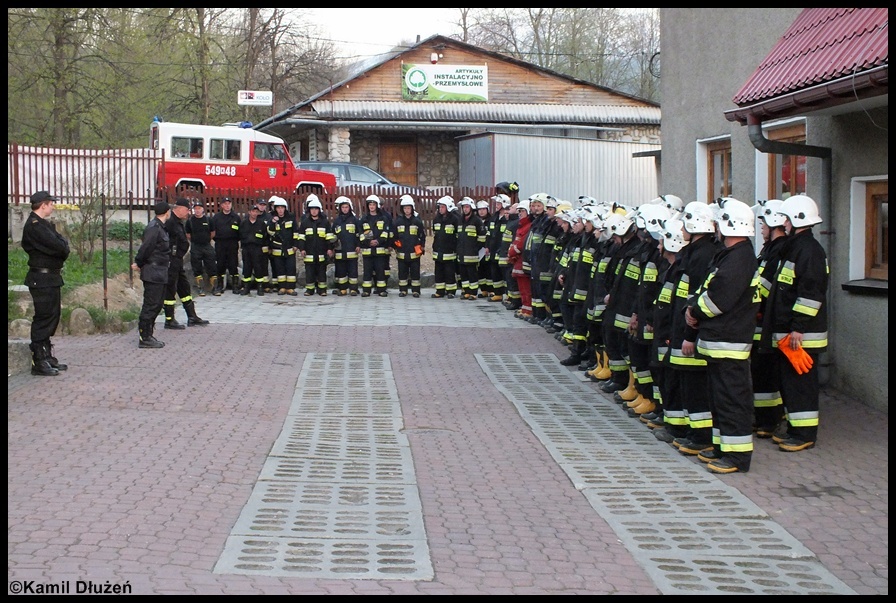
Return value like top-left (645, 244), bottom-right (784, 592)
top-left (150, 120), bottom-right (336, 199)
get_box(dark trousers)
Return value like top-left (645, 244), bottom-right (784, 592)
top-left (458, 261), bottom-right (479, 295)
top-left (304, 260), bottom-right (328, 293)
top-left (272, 251), bottom-right (297, 290)
top-left (362, 254), bottom-right (389, 292)
top-left (29, 286), bottom-right (61, 343)
top-left (707, 359), bottom-right (754, 471)
top-left (189, 243), bottom-right (217, 279)
top-left (434, 260), bottom-right (457, 294)
top-left (165, 258), bottom-right (194, 319)
top-left (215, 238), bottom-right (239, 283)
top-left (334, 258), bottom-right (359, 291)
top-left (779, 351), bottom-right (820, 442)
top-left (139, 281), bottom-right (166, 325)
top-left (752, 351), bottom-right (784, 430)
top-left (397, 258), bottom-right (421, 293)
top-left (242, 245), bottom-right (268, 290)
top-left (681, 368), bottom-right (711, 444)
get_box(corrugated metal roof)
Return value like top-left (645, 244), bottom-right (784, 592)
top-left (733, 8), bottom-right (888, 105)
top-left (305, 101), bottom-right (660, 125)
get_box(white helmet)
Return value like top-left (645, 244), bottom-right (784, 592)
top-left (529, 192), bottom-right (552, 206)
top-left (716, 197), bottom-right (755, 237)
top-left (399, 194), bottom-right (416, 209)
top-left (305, 193), bottom-right (322, 211)
top-left (270, 195), bottom-right (288, 208)
top-left (476, 199), bottom-right (490, 210)
top-left (365, 194), bottom-right (382, 208)
top-left (635, 203), bottom-right (671, 233)
top-left (604, 213), bottom-right (635, 237)
top-left (578, 195), bottom-right (597, 207)
top-left (779, 194), bottom-right (822, 227)
top-left (458, 197), bottom-right (475, 209)
top-left (753, 199), bottom-right (787, 228)
top-left (660, 219), bottom-right (689, 252)
top-left (491, 193), bottom-right (511, 208)
top-left (660, 194), bottom-right (684, 213)
top-left (682, 201), bottom-right (716, 234)
top-left (437, 195), bottom-right (454, 208)
top-left (517, 199), bottom-right (531, 213)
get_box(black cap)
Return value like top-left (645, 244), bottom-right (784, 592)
top-left (30, 191), bottom-right (59, 207)
top-left (256, 198), bottom-right (268, 204)
top-left (249, 204), bottom-right (261, 211)
top-left (174, 197), bottom-right (191, 208)
top-left (153, 200), bottom-right (171, 215)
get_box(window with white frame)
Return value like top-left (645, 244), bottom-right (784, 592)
top-left (849, 178), bottom-right (888, 283)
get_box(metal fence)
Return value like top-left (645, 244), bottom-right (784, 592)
top-left (8, 144), bottom-right (507, 231)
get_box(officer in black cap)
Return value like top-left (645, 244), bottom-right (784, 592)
top-left (162, 198), bottom-right (209, 329)
top-left (132, 200), bottom-right (173, 348)
top-left (21, 191), bottom-right (71, 375)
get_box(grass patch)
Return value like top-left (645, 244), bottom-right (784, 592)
top-left (9, 244), bottom-right (137, 331)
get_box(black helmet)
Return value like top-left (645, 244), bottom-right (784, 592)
top-left (495, 181), bottom-right (519, 195)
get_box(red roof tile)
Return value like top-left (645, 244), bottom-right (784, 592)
top-left (732, 8), bottom-right (888, 105)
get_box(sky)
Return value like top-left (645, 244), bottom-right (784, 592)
top-left (303, 8), bottom-right (461, 63)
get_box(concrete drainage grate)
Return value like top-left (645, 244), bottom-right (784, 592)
top-left (476, 353), bottom-right (856, 595)
top-left (215, 353), bottom-right (433, 580)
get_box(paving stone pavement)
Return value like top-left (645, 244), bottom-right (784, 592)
top-left (7, 289), bottom-right (888, 595)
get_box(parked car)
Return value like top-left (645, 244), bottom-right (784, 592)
top-left (294, 161), bottom-right (406, 189)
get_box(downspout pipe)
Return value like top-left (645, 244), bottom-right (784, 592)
top-left (746, 114), bottom-right (833, 383)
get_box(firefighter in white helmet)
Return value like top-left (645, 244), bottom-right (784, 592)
top-left (684, 197), bottom-right (760, 474)
top-left (759, 194), bottom-right (828, 454)
top-left (431, 195), bottom-right (461, 298)
top-left (266, 195), bottom-right (299, 295)
top-left (331, 196), bottom-right (362, 295)
top-left (297, 193), bottom-right (335, 296)
top-left (393, 194), bottom-right (426, 297)
top-left (664, 201), bottom-right (723, 456)
top-left (359, 194), bottom-right (393, 296)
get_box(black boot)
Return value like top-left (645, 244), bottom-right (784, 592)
top-left (231, 275), bottom-right (242, 294)
top-left (45, 341), bottom-right (68, 371)
top-left (163, 306), bottom-right (186, 330)
top-left (30, 342), bottom-right (60, 376)
top-left (185, 301), bottom-right (209, 326)
top-left (560, 341), bottom-right (586, 366)
top-left (138, 322), bottom-right (165, 349)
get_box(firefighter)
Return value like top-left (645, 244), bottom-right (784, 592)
top-left (132, 200), bottom-right (172, 349)
top-left (431, 195), bottom-right (460, 298)
top-left (665, 202), bottom-right (722, 455)
top-left (21, 191), bottom-right (70, 374)
top-left (331, 196), bottom-right (362, 296)
top-left (760, 194), bottom-right (829, 453)
top-left (185, 201), bottom-right (217, 296)
top-left (393, 194), bottom-right (427, 297)
top-left (359, 194), bottom-right (393, 297)
top-left (475, 199), bottom-right (494, 298)
top-left (456, 197), bottom-right (487, 299)
top-left (163, 198), bottom-right (209, 329)
top-left (210, 197), bottom-right (241, 294)
top-left (238, 203), bottom-right (270, 296)
top-left (297, 194), bottom-right (335, 296)
top-left (686, 198), bottom-right (760, 473)
top-left (267, 195), bottom-right (299, 295)
top-left (750, 199), bottom-right (789, 438)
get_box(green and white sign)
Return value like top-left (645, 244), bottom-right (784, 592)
top-left (402, 64), bottom-right (488, 102)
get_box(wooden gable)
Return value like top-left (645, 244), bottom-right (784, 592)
top-left (315, 38), bottom-right (651, 108)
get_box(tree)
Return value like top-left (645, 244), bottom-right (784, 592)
top-left (457, 8), bottom-right (660, 102)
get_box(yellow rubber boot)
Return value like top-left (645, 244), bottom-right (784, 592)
top-left (593, 350), bottom-right (612, 381)
top-left (618, 371), bottom-right (638, 401)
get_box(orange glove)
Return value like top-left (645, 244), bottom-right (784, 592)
top-left (778, 333), bottom-right (814, 375)
top-left (414, 244), bottom-right (423, 255)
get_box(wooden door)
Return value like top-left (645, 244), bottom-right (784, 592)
top-left (379, 141), bottom-right (418, 186)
